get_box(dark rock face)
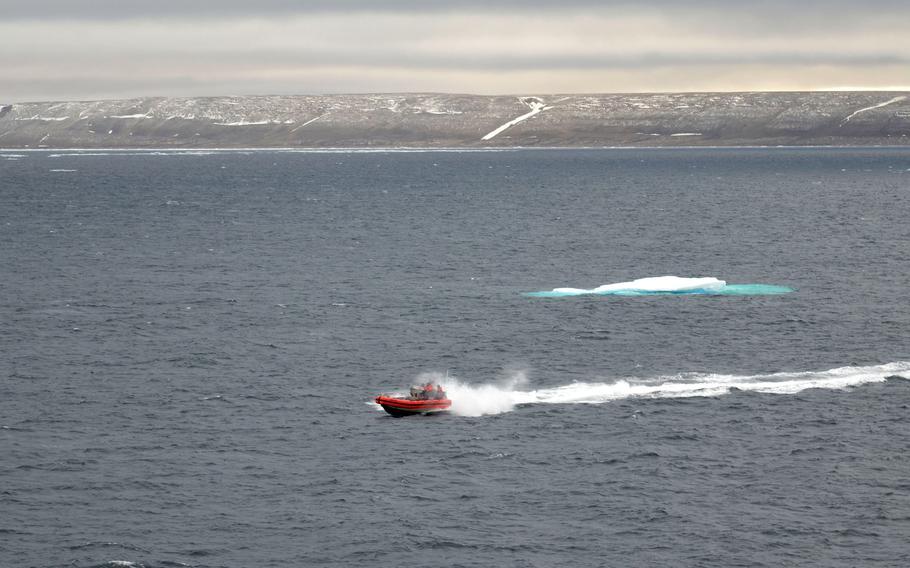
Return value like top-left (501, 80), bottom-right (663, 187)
top-left (1, 92), bottom-right (909, 148)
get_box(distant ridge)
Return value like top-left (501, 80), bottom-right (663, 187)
top-left (2, 92), bottom-right (909, 148)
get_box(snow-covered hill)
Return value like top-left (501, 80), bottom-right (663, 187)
top-left (2, 92), bottom-right (909, 148)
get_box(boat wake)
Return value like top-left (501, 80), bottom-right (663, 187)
top-left (525, 276), bottom-right (793, 297)
top-left (421, 362), bottom-right (910, 417)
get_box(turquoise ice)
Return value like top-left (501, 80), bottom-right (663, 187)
top-left (526, 276), bottom-right (793, 297)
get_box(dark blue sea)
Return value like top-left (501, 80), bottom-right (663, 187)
top-left (2, 147), bottom-right (910, 568)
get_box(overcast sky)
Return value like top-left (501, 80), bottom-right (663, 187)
top-left (3, 0), bottom-right (909, 102)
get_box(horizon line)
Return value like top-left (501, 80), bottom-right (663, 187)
top-left (7, 87), bottom-right (910, 105)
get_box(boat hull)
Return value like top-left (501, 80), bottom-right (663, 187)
top-left (375, 395), bottom-right (452, 417)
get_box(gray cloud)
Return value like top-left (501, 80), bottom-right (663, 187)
top-left (2, 2), bottom-right (909, 101)
top-left (5, 47), bottom-right (903, 73)
top-left (5, 0), bottom-right (910, 20)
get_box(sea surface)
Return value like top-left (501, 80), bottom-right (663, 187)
top-left (2, 147), bottom-right (910, 567)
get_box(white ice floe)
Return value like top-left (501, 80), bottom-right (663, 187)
top-left (553, 276), bottom-right (725, 296)
top-left (840, 96), bottom-right (907, 125)
top-left (482, 97), bottom-right (552, 141)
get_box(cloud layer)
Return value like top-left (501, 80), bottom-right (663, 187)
top-left (2, 2), bottom-right (909, 102)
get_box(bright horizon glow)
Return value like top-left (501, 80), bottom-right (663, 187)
top-left (822, 86), bottom-right (910, 91)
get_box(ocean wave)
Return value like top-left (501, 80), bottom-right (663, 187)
top-left (526, 276), bottom-right (793, 297)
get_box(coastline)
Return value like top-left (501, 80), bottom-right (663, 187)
top-left (2, 91), bottom-right (909, 150)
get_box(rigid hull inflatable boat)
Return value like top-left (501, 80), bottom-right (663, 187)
top-left (375, 395), bottom-right (452, 417)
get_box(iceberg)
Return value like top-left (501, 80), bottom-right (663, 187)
top-left (527, 276), bottom-right (792, 297)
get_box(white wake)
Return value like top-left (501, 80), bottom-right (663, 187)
top-left (419, 362), bottom-right (910, 417)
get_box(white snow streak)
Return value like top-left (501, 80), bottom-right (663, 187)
top-left (17, 115), bottom-right (69, 121)
top-left (482, 97), bottom-right (552, 141)
top-left (111, 113), bottom-right (153, 119)
top-left (214, 120), bottom-right (272, 126)
top-left (840, 96), bottom-right (907, 125)
top-left (290, 113), bottom-right (329, 133)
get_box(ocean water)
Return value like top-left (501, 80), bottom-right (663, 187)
top-left (2, 147), bottom-right (910, 567)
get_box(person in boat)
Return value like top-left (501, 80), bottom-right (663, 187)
top-left (409, 383), bottom-right (432, 400)
top-left (407, 382), bottom-right (447, 400)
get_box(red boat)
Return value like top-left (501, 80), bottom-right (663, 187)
top-left (375, 395), bottom-right (452, 417)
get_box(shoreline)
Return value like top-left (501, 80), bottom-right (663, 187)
top-left (5, 144), bottom-right (910, 153)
